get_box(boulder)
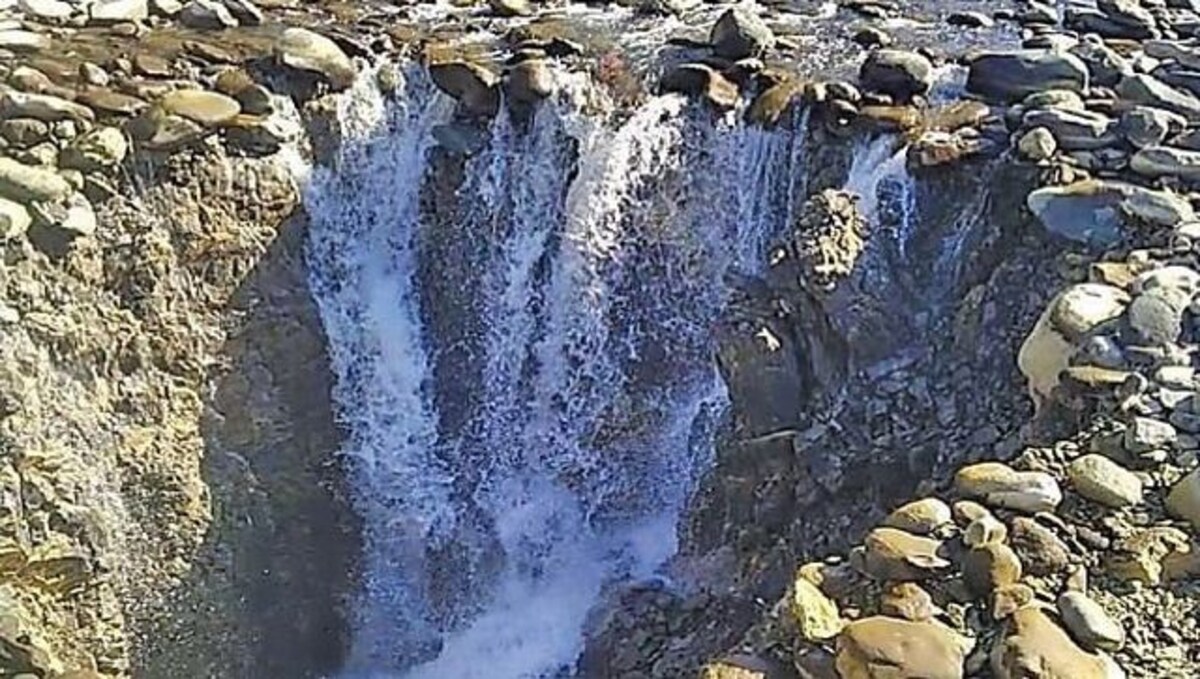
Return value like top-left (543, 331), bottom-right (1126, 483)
top-left (1022, 108), bottom-right (1117, 150)
top-left (0, 197), bottom-right (31, 240)
top-left (1166, 468), bottom-right (1200, 528)
top-left (991, 606), bottom-right (1126, 678)
top-left (1009, 517), bottom-right (1071, 575)
top-left (1067, 455), bottom-right (1143, 508)
top-left (214, 69), bottom-right (273, 116)
top-left (788, 578), bottom-right (842, 641)
top-left (1119, 106), bottom-right (1186, 148)
top-left (660, 64), bottom-right (739, 110)
top-left (1059, 592), bottom-right (1125, 652)
top-left (747, 80), bottom-right (802, 128)
top-left (967, 50), bottom-right (1088, 102)
top-left (1127, 287), bottom-right (1188, 345)
top-left (836, 617), bottom-right (969, 679)
top-left (1070, 40), bottom-right (1129, 88)
top-left (179, 0), bottom-right (237, 29)
top-left (430, 60), bottom-right (501, 118)
top-left (859, 49), bottom-right (933, 102)
top-left (276, 27), bottom-right (356, 92)
top-left (1018, 126), bottom-right (1056, 161)
top-left (0, 88), bottom-right (93, 124)
top-left (1117, 74), bottom-right (1200, 122)
top-left (505, 59), bottom-right (555, 106)
top-left (1027, 180), bottom-right (1190, 246)
top-left (954, 462), bottom-right (1063, 513)
top-left (710, 8), bottom-right (774, 60)
top-left (882, 498), bottom-right (952, 535)
top-left (859, 527), bottom-right (949, 581)
top-left (0, 158), bottom-right (71, 203)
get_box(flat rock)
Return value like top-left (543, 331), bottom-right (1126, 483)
top-left (1067, 454), bottom-right (1143, 508)
top-left (0, 157), bottom-right (70, 203)
top-left (991, 606), bottom-right (1125, 678)
top-left (1110, 526), bottom-right (1190, 584)
top-left (1022, 107), bottom-right (1117, 150)
top-left (158, 89), bottom-right (240, 127)
top-left (0, 29), bottom-right (50, 52)
top-left (1166, 468), bottom-right (1200, 528)
top-left (837, 616), bottom-right (969, 679)
top-left (221, 0), bottom-right (262, 25)
top-left (0, 88), bottom-right (93, 124)
top-left (860, 49), bottom-right (933, 102)
top-left (276, 27), bottom-right (356, 92)
top-left (1027, 180), bottom-right (1192, 246)
top-left (1117, 73), bottom-right (1200, 122)
top-left (955, 462), bottom-right (1063, 513)
top-left (75, 88), bottom-right (146, 116)
top-left (967, 50), bottom-right (1088, 102)
top-left (89, 0), bottom-right (148, 23)
top-left (860, 527), bottom-right (949, 581)
top-left (882, 498), bottom-right (952, 535)
top-left (1059, 591), bottom-right (1125, 652)
top-left (1130, 145), bottom-right (1200, 181)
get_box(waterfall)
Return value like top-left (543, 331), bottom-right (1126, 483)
top-left (299, 65), bottom-right (810, 678)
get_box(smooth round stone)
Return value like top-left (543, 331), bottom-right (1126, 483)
top-left (158, 89), bottom-right (240, 127)
top-left (1067, 454), bottom-right (1143, 508)
top-left (1058, 591), bottom-right (1125, 651)
top-left (882, 498), bottom-right (952, 535)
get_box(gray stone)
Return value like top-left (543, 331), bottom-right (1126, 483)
top-left (1131, 145), bottom-right (1200, 181)
top-left (0, 119), bottom-right (49, 148)
top-left (1023, 108), bottom-right (1117, 150)
top-left (179, 0), bottom-right (236, 29)
top-left (1025, 180), bottom-right (1185, 246)
top-left (220, 0), bottom-right (261, 25)
top-left (1058, 591), bottom-right (1125, 652)
top-left (1120, 106), bottom-right (1186, 148)
top-left (710, 7), bottom-right (774, 60)
top-left (1124, 416), bottom-right (1177, 453)
top-left (1070, 40), bottom-right (1130, 88)
top-left (88, 0), bottom-right (148, 23)
top-left (967, 50), bottom-right (1088, 102)
top-left (0, 88), bottom-right (93, 124)
top-left (276, 27), bottom-right (356, 92)
top-left (0, 30), bottom-right (49, 52)
top-left (1067, 454), bottom-right (1144, 508)
top-left (59, 127), bottom-right (128, 172)
top-left (1166, 468), bottom-right (1200, 527)
top-left (17, 0), bottom-right (72, 21)
top-left (1128, 288), bottom-right (1188, 345)
top-left (860, 49), bottom-right (934, 102)
top-left (1122, 186), bottom-right (1195, 227)
top-left (1024, 89), bottom-right (1086, 111)
top-left (1117, 73), bottom-right (1200, 122)
top-left (1018, 127), bottom-right (1056, 161)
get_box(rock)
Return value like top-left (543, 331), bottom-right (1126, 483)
top-left (1110, 526), bottom-right (1191, 584)
top-left (1018, 127), bottom-right (1056, 161)
top-left (747, 80), bottom-right (802, 128)
top-left (954, 462), bottom-right (1063, 513)
top-left (1130, 145), bottom-right (1200, 181)
top-left (1070, 40), bottom-right (1129, 88)
top-left (76, 88), bottom-right (146, 116)
top-left (660, 64), bottom-right (739, 110)
top-left (908, 130), bottom-right (991, 168)
top-left (962, 542), bottom-right (1023, 596)
top-left (836, 617), bottom-right (968, 679)
top-left (276, 28), bottom-right (356, 92)
top-left (882, 498), bottom-right (952, 535)
top-left (133, 53), bottom-right (172, 79)
top-left (880, 582), bottom-right (936, 621)
top-left (1022, 108), bottom-right (1117, 150)
top-left (1067, 454), bottom-right (1143, 508)
top-left (88, 0), bottom-right (148, 23)
top-left (432, 122), bottom-right (489, 156)
top-left (1128, 288), bottom-right (1187, 345)
top-left (699, 656), bottom-right (773, 679)
top-left (1026, 180), bottom-right (1189, 246)
top-left (859, 49), bottom-right (933, 102)
top-left (0, 119), bottom-right (49, 148)
top-left (179, 0), bottom-right (237, 29)
top-left (1134, 266), bottom-right (1200, 296)
top-left (31, 191), bottom-right (96, 239)
top-left (0, 197), bottom-right (31, 239)
top-left (992, 584), bottom-right (1035, 620)
top-left (1119, 106), bottom-right (1185, 148)
top-left (17, 0), bottom-right (72, 21)
top-left (1121, 185), bottom-right (1195, 227)
top-left (1059, 592), bottom-right (1125, 652)
top-left (1024, 89), bottom-right (1086, 111)
top-left (214, 69), bottom-right (273, 116)
top-left (710, 7), bottom-right (774, 60)
top-left (0, 88), bottom-right (93, 124)
top-left (852, 26), bottom-right (890, 48)
top-left (0, 30), bottom-right (50, 52)
top-left (991, 606), bottom-right (1125, 679)
top-left (1009, 517), bottom-right (1071, 576)
top-left (430, 60), bottom-right (500, 118)
top-left (788, 577), bottom-right (842, 641)
top-left (1166, 468), bottom-right (1200, 528)
top-left (59, 127), bottom-right (128, 172)
top-left (964, 514), bottom-right (1008, 547)
top-left (967, 50), bottom-right (1089, 102)
top-left (159, 89), bottom-right (241, 128)
top-left (152, 0), bottom-right (182, 14)
top-left (0, 158), bottom-right (70, 203)
top-left (126, 108), bottom-right (207, 150)
top-left (859, 527), bottom-right (949, 581)
top-left (220, 0), bottom-right (261, 25)
top-left (488, 0), bottom-right (530, 17)
top-left (1124, 416), bottom-right (1177, 454)
top-left (505, 59), bottom-right (554, 106)
top-left (948, 10), bottom-right (993, 28)
top-left (78, 63), bottom-right (108, 87)
top-left (1117, 74), bottom-right (1200, 122)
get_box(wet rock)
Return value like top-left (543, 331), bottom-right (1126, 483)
top-left (505, 59), bottom-right (554, 106)
top-left (710, 7), bottom-right (775, 60)
top-left (1067, 454), bottom-right (1143, 508)
top-left (159, 89), bottom-right (241, 128)
top-left (89, 0), bottom-right (148, 23)
top-left (1009, 517), bottom-right (1071, 575)
top-left (1120, 106), bottom-right (1186, 148)
top-left (882, 498), bottom-right (952, 535)
top-left (1130, 145), bottom-right (1200, 181)
top-left (836, 616), bottom-right (968, 679)
top-left (1117, 74), bottom-right (1200, 122)
top-left (954, 462), bottom-right (1063, 513)
top-left (1165, 468), bottom-right (1200, 528)
top-left (1059, 591), bottom-right (1125, 652)
top-left (859, 49), bottom-right (933, 102)
top-left (908, 130), bottom-right (991, 168)
top-left (432, 122), bottom-right (488, 156)
top-left (880, 582), bottom-right (936, 621)
top-left (0, 88), bottom-right (93, 124)
top-left (179, 0), bottom-right (237, 29)
top-left (991, 606), bottom-right (1124, 678)
top-left (1027, 180), bottom-right (1189, 246)
top-left (1018, 126), bottom-right (1056, 161)
top-left (967, 50), bottom-right (1089, 102)
top-left (788, 577), bottom-right (842, 641)
top-left (1023, 108), bottom-right (1117, 150)
top-left (962, 542), bottom-right (1023, 596)
top-left (59, 127), bottom-right (128, 172)
top-left (0, 157), bottom-right (71, 203)
top-left (661, 63), bottom-right (739, 111)
top-left (859, 527), bottom-right (949, 581)
top-left (276, 27), bottom-right (356, 92)
top-left (430, 60), bottom-right (500, 118)
top-left (747, 80), bottom-right (802, 128)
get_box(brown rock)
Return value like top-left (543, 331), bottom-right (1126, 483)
top-left (1009, 517), bottom-right (1071, 576)
top-left (836, 616), bottom-right (969, 679)
top-left (430, 60), bottom-right (501, 118)
top-left (1165, 468), bottom-right (1200, 528)
top-left (158, 89), bottom-right (241, 127)
top-left (991, 583), bottom-right (1034, 619)
top-left (962, 542), bottom-right (1023, 596)
top-left (660, 63), bottom-right (739, 110)
top-left (860, 527), bottom-right (950, 581)
top-left (1109, 526), bottom-right (1191, 585)
top-left (883, 498), bottom-right (952, 535)
top-left (991, 606), bottom-right (1124, 678)
top-left (880, 582), bottom-right (936, 621)
top-left (955, 462), bottom-right (1062, 513)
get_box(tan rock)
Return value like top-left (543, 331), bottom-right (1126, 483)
top-left (1110, 527), bottom-right (1191, 585)
top-left (955, 462), bottom-right (1062, 513)
top-left (836, 616), bottom-right (969, 679)
top-left (789, 577), bottom-right (843, 641)
top-left (991, 606), bottom-right (1125, 679)
top-left (880, 582), bottom-right (936, 621)
top-left (964, 514), bottom-right (1008, 547)
top-left (159, 89), bottom-right (241, 128)
top-left (962, 542), bottom-right (1023, 596)
top-left (883, 498), bottom-right (952, 535)
top-left (1166, 468), bottom-right (1200, 529)
top-left (860, 527), bottom-right (950, 581)
top-left (1058, 591), bottom-right (1125, 652)
top-left (1067, 455), bottom-right (1143, 508)
top-left (991, 583), bottom-right (1034, 619)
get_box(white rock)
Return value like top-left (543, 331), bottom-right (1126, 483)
top-left (89, 0), bottom-right (149, 23)
top-left (0, 196), bottom-right (31, 239)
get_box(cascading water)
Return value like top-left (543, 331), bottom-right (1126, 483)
top-left (298, 64), bottom-right (810, 678)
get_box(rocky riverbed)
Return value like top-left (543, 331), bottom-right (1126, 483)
top-left (1, 0), bottom-right (1200, 678)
